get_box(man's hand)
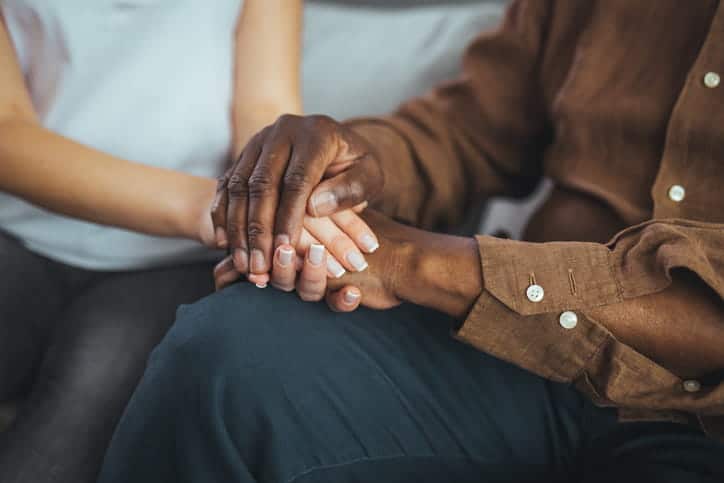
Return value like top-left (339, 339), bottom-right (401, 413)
top-left (325, 211), bottom-right (483, 317)
top-left (210, 114), bottom-right (384, 283)
top-left (214, 211), bottom-right (484, 321)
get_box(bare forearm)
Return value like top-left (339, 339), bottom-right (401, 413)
top-left (0, 119), bottom-right (215, 241)
top-left (231, 0), bottom-right (303, 158)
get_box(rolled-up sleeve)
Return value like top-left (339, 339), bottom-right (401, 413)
top-left (456, 220), bottom-right (724, 424)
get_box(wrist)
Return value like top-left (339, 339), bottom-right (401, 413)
top-left (397, 233), bottom-right (483, 319)
top-left (176, 177), bottom-right (217, 245)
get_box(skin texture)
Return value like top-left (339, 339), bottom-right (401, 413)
top-left (213, 114), bottom-right (724, 379)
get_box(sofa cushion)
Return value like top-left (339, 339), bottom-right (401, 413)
top-left (302, 1), bottom-right (506, 119)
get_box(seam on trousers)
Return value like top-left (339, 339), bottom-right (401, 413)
top-left (285, 454), bottom-right (474, 483)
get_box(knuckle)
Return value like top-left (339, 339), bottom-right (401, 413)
top-left (282, 169), bottom-right (311, 193)
top-left (246, 221), bottom-right (267, 244)
top-left (307, 114), bottom-right (335, 131)
top-left (227, 174), bottom-right (248, 197)
top-left (226, 222), bottom-right (245, 245)
top-left (248, 173), bottom-right (277, 199)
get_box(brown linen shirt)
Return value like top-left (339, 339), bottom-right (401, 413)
top-left (348, 0), bottom-right (724, 440)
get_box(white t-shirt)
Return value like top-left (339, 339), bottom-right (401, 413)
top-left (0, 0), bottom-right (242, 270)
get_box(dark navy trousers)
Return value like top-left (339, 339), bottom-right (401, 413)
top-left (98, 284), bottom-right (724, 483)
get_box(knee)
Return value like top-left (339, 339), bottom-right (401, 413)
top-left (154, 284), bottom-right (314, 382)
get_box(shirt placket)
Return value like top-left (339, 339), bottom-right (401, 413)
top-left (652, 4), bottom-right (724, 220)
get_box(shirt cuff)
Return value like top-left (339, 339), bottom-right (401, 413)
top-left (475, 235), bottom-right (623, 315)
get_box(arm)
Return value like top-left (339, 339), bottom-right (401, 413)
top-left (231, 0), bottom-right (303, 158)
top-left (347, 0), bottom-right (552, 229)
top-left (0, 15), bottom-right (216, 244)
top-left (329, 212), bottom-right (724, 433)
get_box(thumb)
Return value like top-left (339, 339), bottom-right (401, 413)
top-left (326, 286), bottom-right (362, 312)
top-left (307, 154), bottom-right (383, 217)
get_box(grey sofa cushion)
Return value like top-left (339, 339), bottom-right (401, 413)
top-left (302, 1), bottom-right (506, 119)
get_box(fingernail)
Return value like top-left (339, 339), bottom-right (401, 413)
top-left (233, 249), bottom-right (247, 270)
top-left (344, 290), bottom-right (361, 305)
top-left (346, 251), bottom-right (368, 272)
top-left (255, 282), bottom-right (267, 289)
top-left (311, 191), bottom-right (337, 215)
top-left (309, 243), bottom-right (325, 266)
top-left (360, 234), bottom-right (379, 253)
top-left (215, 227), bottom-right (228, 247)
top-left (278, 246), bottom-right (294, 267)
top-left (250, 249), bottom-right (265, 273)
top-left (327, 257), bottom-right (346, 278)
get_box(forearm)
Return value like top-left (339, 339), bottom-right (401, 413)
top-left (0, 119), bottom-right (215, 241)
top-left (399, 229), bottom-right (723, 378)
top-left (231, 0), bottom-right (303, 158)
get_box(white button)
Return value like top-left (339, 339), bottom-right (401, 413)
top-left (704, 72), bottom-right (720, 88)
top-left (559, 311), bottom-right (578, 329)
top-left (668, 184), bottom-right (685, 202)
top-left (683, 380), bottom-right (701, 393)
top-left (526, 284), bottom-right (544, 303)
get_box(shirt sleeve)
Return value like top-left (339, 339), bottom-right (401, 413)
top-left (346, 0), bottom-right (724, 429)
top-left (347, 0), bottom-right (553, 230)
top-left (457, 219), bottom-right (724, 422)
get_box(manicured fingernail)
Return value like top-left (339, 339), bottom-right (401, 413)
top-left (344, 290), bottom-right (361, 305)
top-left (255, 282), bottom-right (267, 289)
top-left (311, 191), bottom-right (337, 215)
top-left (346, 251), bottom-right (368, 272)
top-left (233, 248), bottom-right (247, 270)
top-left (309, 243), bottom-right (325, 266)
top-left (360, 234), bottom-right (379, 253)
top-left (215, 227), bottom-right (228, 247)
top-left (250, 249), bottom-right (265, 273)
top-left (278, 246), bottom-right (294, 267)
top-left (327, 257), bottom-right (346, 278)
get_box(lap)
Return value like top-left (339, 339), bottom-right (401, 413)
top-left (0, 260), bottom-right (215, 483)
top-left (0, 231), bottom-right (65, 398)
top-left (100, 284), bottom-right (724, 483)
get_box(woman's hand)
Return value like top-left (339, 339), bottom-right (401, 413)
top-left (214, 208), bottom-right (379, 289)
top-left (215, 210), bottom-right (483, 320)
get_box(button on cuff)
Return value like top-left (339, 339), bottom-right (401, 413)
top-left (526, 284), bottom-right (545, 303)
top-left (559, 311), bottom-right (578, 329)
top-left (668, 184), bottom-right (685, 202)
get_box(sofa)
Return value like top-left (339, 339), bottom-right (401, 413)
top-left (0, 0), bottom-right (517, 433)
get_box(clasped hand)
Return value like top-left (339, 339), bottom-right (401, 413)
top-left (209, 114), bottom-right (405, 312)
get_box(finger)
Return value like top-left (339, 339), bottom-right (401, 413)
top-left (351, 201), bottom-right (368, 214)
top-left (213, 256), bottom-right (241, 291)
top-left (295, 243), bottom-right (328, 302)
top-left (210, 172), bottom-right (230, 248)
top-left (307, 154), bottom-right (383, 217)
top-left (303, 216), bottom-right (368, 273)
top-left (329, 209), bottom-right (379, 253)
top-left (227, 132), bottom-right (265, 272)
top-left (247, 272), bottom-right (270, 289)
top-left (298, 228), bottom-right (347, 279)
top-left (274, 134), bottom-right (335, 249)
top-left (270, 244), bottom-right (296, 292)
top-left (247, 133), bottom-right (292, 278)
top-left (326, 286), bottom-right (362, 312)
